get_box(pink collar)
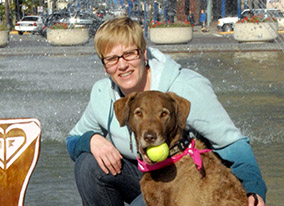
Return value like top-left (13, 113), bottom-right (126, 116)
top-left (137, 139), bottom-right (212, 172)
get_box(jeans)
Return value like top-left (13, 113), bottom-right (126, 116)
top-left (74, 152), bottom-right (146, 206)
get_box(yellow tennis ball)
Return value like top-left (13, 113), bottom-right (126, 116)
top-left (146, 143), bottom-right (169, 162)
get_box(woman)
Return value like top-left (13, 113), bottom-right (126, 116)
top-left (66, 17), bottom-right (266, 206)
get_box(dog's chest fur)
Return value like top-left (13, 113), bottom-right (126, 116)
top-left (140, 139), bottom-right (247, 206)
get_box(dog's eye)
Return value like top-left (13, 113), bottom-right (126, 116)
top-left (160, 111), bottom-right (168, 118)
top-left (135, 110), bottom-right (143, 117)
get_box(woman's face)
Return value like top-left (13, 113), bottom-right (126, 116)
top-left (103, 44), bottom-right (150, 95)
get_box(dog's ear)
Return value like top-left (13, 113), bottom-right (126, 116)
top-left (167, 92), bottom-right (191, 129)
top-left (114, 92), bottom-right (138, 127)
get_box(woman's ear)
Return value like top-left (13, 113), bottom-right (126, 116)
top-left (143, 49), bottom-right (147, 65)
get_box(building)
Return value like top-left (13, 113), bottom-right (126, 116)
top-left (176, 0), bottom-right (272, 25)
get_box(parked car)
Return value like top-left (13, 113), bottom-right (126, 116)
top-left (112, 9), bottom-right (125, 17)
top-left (276, 11), bottom-right (284, 29)
top-left (241, 9), bottom-right (284, 29)
top-left (15, 16), bottom-right (44, 35)
top-left (217, 15), bottom-right (238, 32)
top-left (41, 12), bottom-right (70, 37)
top-left (68, 12), bottom-right (103, 36)
top-left (217, 8), bottom-right (284, 32)
top-left (262, 9), bottom-right (283, 29)
top-left (41, 11), bottom-right (102, 38)
top-left (96, 9), bottom-right (106, 19)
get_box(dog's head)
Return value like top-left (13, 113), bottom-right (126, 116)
top-left (114, 91), bottom-right (190, 162)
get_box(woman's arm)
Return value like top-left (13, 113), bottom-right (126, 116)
top-left (66, 131), bottom-right (99, 161)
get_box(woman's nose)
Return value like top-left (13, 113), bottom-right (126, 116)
top-left (117, 57), bottom-right (128, 69)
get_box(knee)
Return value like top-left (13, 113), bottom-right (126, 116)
top-left (74, 152), bottom-right (105, 184)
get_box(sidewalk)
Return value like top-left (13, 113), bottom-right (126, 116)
top-left (1, 25), bottom-right (284, 57)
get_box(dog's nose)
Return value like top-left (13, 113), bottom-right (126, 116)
top-left (143, 132), bottom-right (157, 143)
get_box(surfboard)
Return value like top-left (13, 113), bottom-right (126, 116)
top-left (0, 118), bottom-right (41, 206)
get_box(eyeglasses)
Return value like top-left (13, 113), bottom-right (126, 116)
top-left (102, 48), bottom-right (141, 68)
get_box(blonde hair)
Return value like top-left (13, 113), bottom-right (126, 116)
top-left (94, 17), bottom-right (146, 59)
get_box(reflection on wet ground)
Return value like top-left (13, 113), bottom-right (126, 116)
top-left (0, 51), bottom-right (283, 205)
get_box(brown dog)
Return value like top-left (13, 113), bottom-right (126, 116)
top-left (114, 91), bottom-right (247, 206)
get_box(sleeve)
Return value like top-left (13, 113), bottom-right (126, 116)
top-left (66, 131), bottom-right (96, 161)
top-left (214, 138), bottom-right (267, 202)
top-left (178, 74), bottom-right (244, 148)
top-left (69, 97), bottom-right (104, 137)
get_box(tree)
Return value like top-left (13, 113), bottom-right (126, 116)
top-left (5, 0), bottom-right (9, 26)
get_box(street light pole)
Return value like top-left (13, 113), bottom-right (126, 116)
top-left (154, 1), bottom-right (158, 21)
top-left (237, 0), bottom-right (241, 18)
top-left (128, 0), bottom-right (131, 16)
top-left (137, 0), bottom-right (139, 20)
top-left (143, 0), bottom-right (147, 38)
top-left (15, 0), bottom-right (20, 21)
top-left (163, 0), bottom-right (167, 22)
top-left (221, 0), bottom-right (226, 18)
top-left (207, 0), bottom-right (212, 26)
top-left (32, 0), bottom-right (35, 14)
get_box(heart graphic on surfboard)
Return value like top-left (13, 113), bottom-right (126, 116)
top-left (0, 121), bottom-right (40, 170)
top-left (0, 128), bottom-right (26, 170)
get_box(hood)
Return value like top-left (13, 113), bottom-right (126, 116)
top-left (147, 47), bottom-right (182, 92)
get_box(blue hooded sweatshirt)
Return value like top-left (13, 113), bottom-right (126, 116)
top-left (66, 47), bottom-right (267, 201)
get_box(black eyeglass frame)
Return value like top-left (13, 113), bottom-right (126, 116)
top-left (101, 48), bottom-right (141, 67)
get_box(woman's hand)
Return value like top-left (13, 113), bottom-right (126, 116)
top-left (248, 194), bottom-right (265, 206)
top-left (90, 134), bottom-right (123, 176)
